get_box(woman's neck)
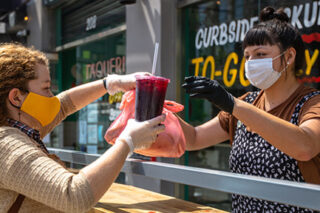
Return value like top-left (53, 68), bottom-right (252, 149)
top-left (263, 72), bottom-right (300, 111)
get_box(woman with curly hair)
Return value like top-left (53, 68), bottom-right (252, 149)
top-left (0, 43), bottom-right (165, 213)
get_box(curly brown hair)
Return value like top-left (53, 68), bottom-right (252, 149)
top-left (0, 43), bottom-right (49, 126)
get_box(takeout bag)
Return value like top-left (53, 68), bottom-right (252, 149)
top-left (104, 90), bottom-right (186, 157)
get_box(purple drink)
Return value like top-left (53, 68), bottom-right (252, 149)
top-left (135, 75), bottom-right (170, 121)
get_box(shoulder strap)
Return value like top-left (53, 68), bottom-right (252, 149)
top-left (244, 91), bottom-right (260, 104)
top-left (290, 91), bottom-right (320, 125)
top-left (7, 194), bottom-right (25, 213)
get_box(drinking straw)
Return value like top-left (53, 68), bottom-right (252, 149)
top-left (151, 42), bottom-right (159, 75)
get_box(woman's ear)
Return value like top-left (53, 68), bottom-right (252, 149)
top-left (8, 88), bottom-right (25, 108)
top-left (286, 47), bottom-right (296, 66)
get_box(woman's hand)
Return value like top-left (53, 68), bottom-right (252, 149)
top-left (106, 72), bottom-right (151, 95)
top-left (182, 76), bottom-right (235, 114)
top-left (117, 114), bottom-right (166, 152)
top-left (81, 114), bottom-right (165, 203)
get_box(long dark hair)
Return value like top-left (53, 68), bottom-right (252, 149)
top-left (242, 7), bottom-right (305, 76)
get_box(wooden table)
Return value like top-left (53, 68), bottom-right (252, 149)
top-left (89, 183), bottom-right (228, 213)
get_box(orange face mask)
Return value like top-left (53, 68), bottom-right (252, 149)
top-left (20, 92), bottom-right (61, 126)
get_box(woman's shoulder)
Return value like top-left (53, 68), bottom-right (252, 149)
top-left (0, 126), bottom-right (26, 137)
top-left (296, 85), bottom-right (320, 103)
top-left (299, 84), bottom-right (320, 93)
top-left (296, 85), bottom-right (320, 124)
top-left (0, 127), bottom-right (47, 172)
top-left (0, 126), bottom-right (38, 150)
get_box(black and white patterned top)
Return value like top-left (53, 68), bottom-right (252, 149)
top-left (229, 91), bottom-right (320, 213)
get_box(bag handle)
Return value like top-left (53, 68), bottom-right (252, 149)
top-left (163, 101), bottom-right (184, 113)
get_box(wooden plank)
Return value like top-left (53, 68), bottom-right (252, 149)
top-left (88, 183), bottom-right (228, 213)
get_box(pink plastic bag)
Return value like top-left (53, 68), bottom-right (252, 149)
top-left (104, 90), bottom-right (186, 157)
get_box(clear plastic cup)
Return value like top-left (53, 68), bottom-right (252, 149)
top-left (135, 75), bottom-right (170, 121)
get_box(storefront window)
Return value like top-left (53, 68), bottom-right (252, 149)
top-left (77, 32), bottom-right (125, 154)
top-left (181, 0), bottom-right (320, 210)
top-left (44, 61), bottom-right (64, 148)
top-left (59, 32), bottom-right (126, 154)
top-left (50, 0), bottom-right (127, 153)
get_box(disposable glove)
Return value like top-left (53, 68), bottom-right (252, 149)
top-left (182, 76), bottom-right (235, 114)
top-left (105, 72), bottom-right (150, 95)
top-left (116, 114), bottom-right (166, 154)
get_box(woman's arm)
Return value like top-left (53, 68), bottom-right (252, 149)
top-left (233, 99), bottom-right (320, 161)
top-left (40, 80), bottom-right (107, 136)
top-left (2, 116), bottom-right (165, 212)
top-left (81, 115), bottom-right (165, 203)
top-left (178, 116), bottom-right (229, 151)
top-left (80, 141), bottom-right (130, 203)
top-left (182, 76), bottom-right (320, 161)
top-left (65, 73), bottom-right (148, 111)
top-left (0, 129), bottom-right (95, 213)
top-left (65, 79), bottom-right (107, 111)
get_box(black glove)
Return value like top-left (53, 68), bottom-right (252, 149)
top-left (182, 76), bottom-right (235, 114)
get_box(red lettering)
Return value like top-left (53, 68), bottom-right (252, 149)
top-left (86, 64), bottom-right (91, 80)
top-left (109, 58), bottom-right (115, 73)
top-left (115, 57), bottom-right (122, 74)
top-left (96, 61), bottom-right (104, 78)
top-left (103, 60), bottom-right (108, 77)
top-left (122, 56), bottom-right (126, 74)
top-left (90, 64), bottom-right (95, 79)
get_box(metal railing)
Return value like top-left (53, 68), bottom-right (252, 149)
top-left (48, 148), bottom-right (320, 211)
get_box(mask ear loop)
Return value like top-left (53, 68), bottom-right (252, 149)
top-left (273, 50), bottom-right (288, 72)
top-left (274, 50), bottom-right (289, 78)
top-left (272, 50), bottom-right (287, 61)
top-left (9, 88), bottom-right (28, 122)
top-left (9, 101), bottom-right (21, 121)
top-left (283, 53), bottom-right (291, 78)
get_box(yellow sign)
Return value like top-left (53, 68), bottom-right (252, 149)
top-left (191, 49), bottom-right (319, 87)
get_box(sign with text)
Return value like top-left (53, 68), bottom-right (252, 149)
top-left (185, 0), bottom-right (320, 91)
top-left (85, 56), bottom-right (125, 80)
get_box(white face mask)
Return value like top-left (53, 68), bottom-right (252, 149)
top-left (245, 52), bottom-right (288, 90)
